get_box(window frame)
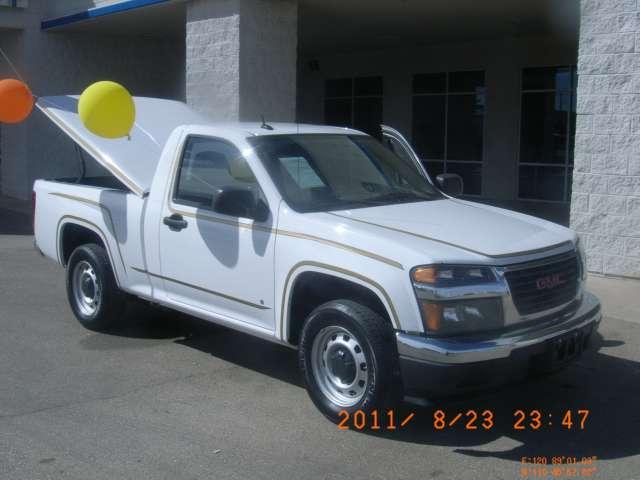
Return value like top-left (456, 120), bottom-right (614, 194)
top-left (516, 65), bottom-right (577, 204)
top-left (171, 134), bottom-right (263, 218)
top-left (411, 70), bottom-right (486, 197)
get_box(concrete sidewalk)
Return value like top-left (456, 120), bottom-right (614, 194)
top-left (588, 275), bottom-right (640, 326)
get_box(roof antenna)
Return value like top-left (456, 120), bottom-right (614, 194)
top-left (260, 115), bottom-right (274, 130)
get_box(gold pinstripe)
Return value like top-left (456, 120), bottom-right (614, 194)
top-left (54, 215), bottom-right (122, 287)
top-left (49, 194), bottom-right (402, 333)
top-left (169, 207), bottom-right (403, 270)
top-left (279, 261), bottom-right (401, 341)
top-left (50, 193), bottom-right (127, 273)
top-left (130, 266), bottom-right (269, 310)
top-left (328, 212), bottom-right (572, 259)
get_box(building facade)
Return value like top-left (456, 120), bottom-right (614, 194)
top-left (0, 0), bottom-right (638, 278)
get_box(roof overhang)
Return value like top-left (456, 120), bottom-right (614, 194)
top-left (41, 0), bottom-right (183, 36)
top-left (298, 0), bottom-right (579, 55)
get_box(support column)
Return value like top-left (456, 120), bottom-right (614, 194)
top-left (573, 0), bottom-right (640, 278)
top-left (186, 0), bottom-right (297, 122)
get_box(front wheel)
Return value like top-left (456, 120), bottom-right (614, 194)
top-left (299, 300), bottom-right (397, 423)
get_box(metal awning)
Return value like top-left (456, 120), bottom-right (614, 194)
top-left (41, 0), bottom-right (178, 32)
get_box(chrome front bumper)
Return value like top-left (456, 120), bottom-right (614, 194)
top-left (396, 291), bottom-right (602, 365)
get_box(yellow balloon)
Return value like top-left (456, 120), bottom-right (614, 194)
top-left (78, 81), bottom-right (135, 139)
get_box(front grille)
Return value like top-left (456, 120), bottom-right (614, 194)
top-left (504, 253), bottom-right (579, 316)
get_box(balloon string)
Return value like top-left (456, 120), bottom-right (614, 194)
top-left (0, 45), bottom-right (27, 84)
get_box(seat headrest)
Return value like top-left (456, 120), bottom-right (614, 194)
top-left (228, 155), bottom-right (256, 183)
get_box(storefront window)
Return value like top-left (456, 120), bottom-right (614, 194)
top-left (518, 66), bottom-right (576, 202)
top-left (412, 71), bottom-right (485, 195)
top-left (324, 76), bottom-right (383, 138)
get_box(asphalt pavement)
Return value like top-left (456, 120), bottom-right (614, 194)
top-left (1, 205), bottom-right (639, 479)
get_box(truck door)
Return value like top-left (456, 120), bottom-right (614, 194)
top-left (157, 135), bottom-right (275, 331)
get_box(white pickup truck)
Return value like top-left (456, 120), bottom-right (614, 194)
top-left (33, 96), bottom-right (601, 422)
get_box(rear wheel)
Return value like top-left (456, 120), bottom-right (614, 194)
top-left (299, 299), bottom-right (397, 423)
top-left (66, 243), bottom-right (125, 331)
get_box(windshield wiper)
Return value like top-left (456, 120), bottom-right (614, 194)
top-left (361, 190), bottom-right (436, 205)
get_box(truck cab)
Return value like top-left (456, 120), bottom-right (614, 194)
top-left (33, 96), bottom-right (601, 423)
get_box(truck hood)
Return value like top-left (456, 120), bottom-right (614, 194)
top-left (37, 96), bottom-right (208, 196)
top-left (331, 199), bottom-right (574, 258)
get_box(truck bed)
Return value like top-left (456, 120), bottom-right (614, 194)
top-left (33, 178), bottom-right (153, 300)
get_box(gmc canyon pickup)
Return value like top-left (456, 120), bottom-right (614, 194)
top-left (33, 95), bottom-right (601, 422)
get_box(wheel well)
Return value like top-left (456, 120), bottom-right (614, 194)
top-left (59, 223), bottom-right (105, 266)
top-left (286, 272), bottom-right (392, 346)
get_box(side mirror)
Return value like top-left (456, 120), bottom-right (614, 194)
top-left (214, 187), bottom-right (270, 222)
top-left (436, 173), bottom-right (464, 197)
top-left (253, 198), bottom-right (270, 223)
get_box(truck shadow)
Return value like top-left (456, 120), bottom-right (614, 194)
top-left (362, 332), bottom-right (640, 463)
top-left (106, 306), bottom-right (640, 463)
top-left (176, 321), bottom-right (302, 387)
top-left (192, 204), bottom-right (275, 269)
top-left (106, 302), bottom-right (303, 385)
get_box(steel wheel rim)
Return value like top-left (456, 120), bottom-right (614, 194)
top-left (72, 260), bottom-right (101, 317)
top-left (311, 325), bottom-right (369, 407)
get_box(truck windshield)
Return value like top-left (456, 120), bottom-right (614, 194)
top-left (248, 134), bottom-right (442, 212)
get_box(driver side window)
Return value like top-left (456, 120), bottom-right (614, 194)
top-left (174, 136), bottom-right (259, 218)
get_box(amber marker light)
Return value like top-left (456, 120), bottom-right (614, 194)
top-left (412, 266), bottom-right (438, 284)
top-left (421, 302), bottom-right (442, 332)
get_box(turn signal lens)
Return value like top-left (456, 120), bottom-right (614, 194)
top-left (413, 267), bottom-right (438, 284)
top-left (421, 302), bottom-right (442, 331)
top-left (412, 265), bottom-right (495, 287)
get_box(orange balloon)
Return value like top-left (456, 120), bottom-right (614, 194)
top-left (0, 79), bottom-right (34, 124)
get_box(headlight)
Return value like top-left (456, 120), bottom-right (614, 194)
top-left (412, 265), bottom-right (504, 336)
top-left (419, 298), bottom-right (503, 335)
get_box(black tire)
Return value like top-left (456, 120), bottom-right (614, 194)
top-left (66, 243), bottom-right (125, 331)
top-left (299, 299), bottom-right (397, 423)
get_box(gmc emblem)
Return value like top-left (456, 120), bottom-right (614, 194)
top-left (536, 273), bottom-right (565, 290)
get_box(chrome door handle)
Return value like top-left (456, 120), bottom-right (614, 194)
top-left (163, 214), bottom-right (188, 231)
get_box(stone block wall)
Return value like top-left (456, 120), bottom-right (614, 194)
top-left (573, 0), bottom-right (640, 277)
top-left (186, 0), bottom-right (297, 122)
top-left (186, 0), bottom-right (241, 120)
